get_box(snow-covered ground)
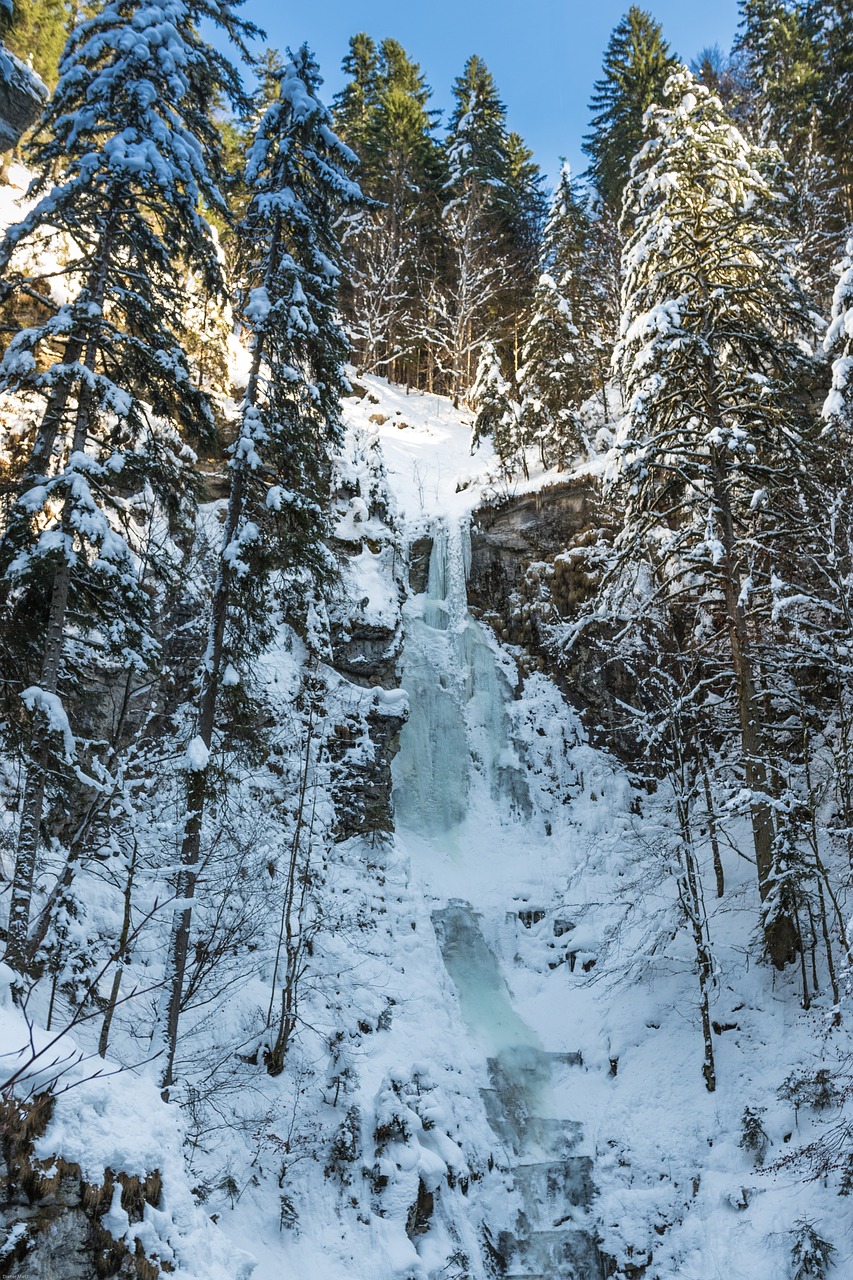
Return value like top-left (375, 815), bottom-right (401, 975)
top-left (323, 376), bottom-right (853, 1279)
top-left (3, 368), bottom-right (851, 1280)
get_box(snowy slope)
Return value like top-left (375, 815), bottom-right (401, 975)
top-left (310, 377), bottom-right (853, 1280)
top-left (2, 359), bottom-right (849, 1280)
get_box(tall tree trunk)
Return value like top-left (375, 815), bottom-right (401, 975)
top-left (159, 220), bottom-right (281, 1096)
top-left (4, 371), bottom-right (97, 972)
top-left (709, 445), bottom-right (798, 968)
top-left (3, 191), bottom-right (122, 972)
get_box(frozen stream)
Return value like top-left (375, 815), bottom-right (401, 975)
top-left (393, 522), bottom-right (602, 1280)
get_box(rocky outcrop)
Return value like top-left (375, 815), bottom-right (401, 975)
top-left (468, 480), bottom-right (599, 610)
top-left (1, 1096), bottom-right (161, 1280)
top-left (327, 441), bottom-right (408, 841)
top-left (0, 49), bottom-right (47, 151)
top-left (467, 479), bottom-right (640, 758)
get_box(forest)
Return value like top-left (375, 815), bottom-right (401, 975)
top-left (0, 1), bottom-right (852, 1278)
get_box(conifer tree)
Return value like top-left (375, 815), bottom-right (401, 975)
top-left (159, 45), bottom-right (362, 1092)
top-left (0, 0), bottom-right (69, 87)
top-left (734, 0), bottom-right (848, 302)
top-left (332, 32), bottom-right (380, 159)
top-left (809, 0), bottom-right (853, 224)
top-left (501, 130), bottom-right (547, 373)
top-left (0, 0), bottom-right (255, 973)
top-left (823, 236), bottom-right (853, 433)
top-left (470, 339), bottom-right (521, 477)
top-left (442, 55), bottom-right (512, 401)
top-left (335, 36), bottom-right (444, 382)
top-left (518, 166), bottom-right (591, 471)
top-left (583, 6), bottom-right (677, 211)
top-left (613, 66), bottom-right (817, 967)
top-left (734, 0), bottom-right (820, 154)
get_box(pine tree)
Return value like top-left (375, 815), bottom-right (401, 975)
top-left (734, 0), bottom-right (820, 154)
top-left (470, 339), bottom-right (521, 477)
top-left (158, 44), bottom-right (362, 1092)
top-left (335, 36), bottom-right (445, 383)
top-left (332, 32), bottom-right (380, 159)
top-left (734, 1), bottom-right (847, 303)
top-left (255, 45), bottom-right (285, 107)
top-left (0, 0), bottom-right (70, 88)
top-left (809, 0), bottom-right (853, 224)
top-left (500, 130), bottom-right (547, 374)
top-left (614, 66), bottom-right (818, 967)
top-left (0, 0), bottom-right (255, 973)
top-left (823, 236), bottom-right (853, 433)
top-left (517, 166), bottom-right (591, 471)
top-left (442, 55), bottom-right (512, 401)
top-left (446, 54), bottom-right (510, 190)
top-left (583, 6), bottom-right (677, 211)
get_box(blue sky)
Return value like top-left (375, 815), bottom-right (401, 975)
top-left (243, 0), bottom-right (742, 184)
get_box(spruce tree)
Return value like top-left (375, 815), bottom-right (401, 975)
top-left (443, 55), bottom-right (512, 400)
top-left (501, 130), bottom-right (547, 374)
top-left (583, 6), bottom-right (677, 211)
top-left (809, 0), bottom-right (853, 224)
top-left (332, 32), bottom-right (380, 159)
top-left (518, 165), bottom-right (591, 471)
top-left (734, 0), bottom-right (847, 302)
top-left (159, 44), bottom-right (362, 1092)
top-left (613, 66), bottom-right (817, 967)
top-left (335, 36), bottom-right (444, 383)
top-left (823, 236), bottom-right (853, 433)
top-left (470, 339), bottom-right (521, 477)
top-left (446, 54), bottom-right (510, 190)
top-left (0, 0), bottom-right (254, 973)
top-left (734, 0), bottom-right (820, 154)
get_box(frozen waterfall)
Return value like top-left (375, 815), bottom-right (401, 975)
top-left (393, 521), bottom-right (530, 837)
top-left (393, 519), bottom-right (602, 1280)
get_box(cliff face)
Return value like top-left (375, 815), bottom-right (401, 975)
top-left (0, 49), bottom-right (46, 151)
top-left (327, 435), bottom-right (408, 842)
top-left (467, 480), bottom-right (639, 758)
top-left (1, 1096), bottom-right (161, 1280)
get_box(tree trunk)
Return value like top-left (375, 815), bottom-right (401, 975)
top-left (3, 190), bottom-right (122, 974)
top-left (158, 454), bottom-right (246, 1096)
top-left (4, 372), bottom-right (97, 973)
top-left (98, 841), bottom-right (138, 1058)
top-left (709, 446), bottom-right (798, 967)
top-left (159, 218), bottom-right (281, 1095)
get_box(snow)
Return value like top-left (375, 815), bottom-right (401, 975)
top-left (20, 686), bottom-right (76, 760)
top-left (183, 735), bottom-right (209, 771)
top-left (1, 366), bottom-right (850, 1280)
top-left (323, 374), bottom-right (852, 1280)
top-left (0, 964), bottom-right (253, 1278)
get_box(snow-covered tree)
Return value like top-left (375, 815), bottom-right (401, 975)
top-left (613, 66), bottom-right (818, 968)
top-left (0, 0), bottom-right (254, 974)
top-left (470, 339), bottom-right (521, 477)
top-left (517, 166), bottom-right (590, 471)
top-left (442, 56), bottom-right (512, 402)
top-left (811, 0), bottom-right (853, 225)
top-left (335, 37), bottom-right (445, 382)
top-left (734, 0), bottom-right (820, 153)
top-left (823, 236), bottom-right (853, 433)
top-left (734, 0), bottom-right (850, 303)
top-left (158, 45), bottom-right (362, 1092)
